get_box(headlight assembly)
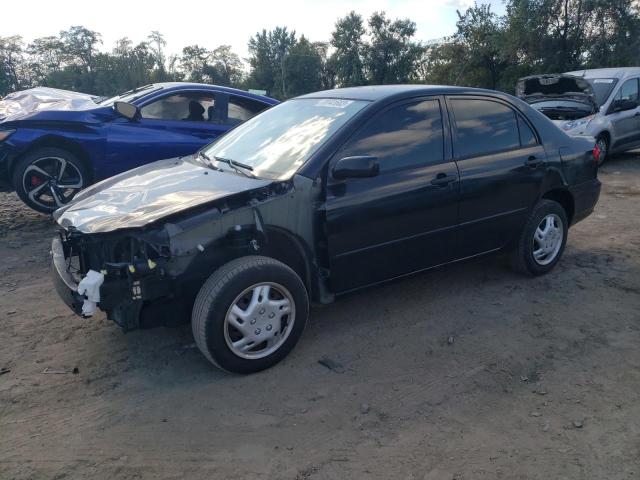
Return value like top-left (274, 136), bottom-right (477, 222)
top-left (561, 116), bottom-right (593, 131)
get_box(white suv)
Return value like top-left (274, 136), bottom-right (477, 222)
top-left (517, 67), bottom-right (640, 165)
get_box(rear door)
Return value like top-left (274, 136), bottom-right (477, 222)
top-left (446, 96), bottom-right (547, 258)
top-left (608, 78), bottom-right (640, 150)
top-left (325, 96), bottom-right (460, 292)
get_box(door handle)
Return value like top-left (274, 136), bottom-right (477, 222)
top-left (525, 156), bottom-right (544, 168)
top-left (430, 173), bottom-right (457, 187)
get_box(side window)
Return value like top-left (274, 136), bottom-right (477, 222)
top-left (614, 79), bottom-right (639, 103)
top-left (141, 92), bottom-right (215, 121)
top-left (228, 96), bottom-right (269, 125)
top-left (518, 115), bottom-right (538, 147)
top-left (339, 99), bottom-right (444, 172)
top-left (450, 98), bottom-right (520, 158)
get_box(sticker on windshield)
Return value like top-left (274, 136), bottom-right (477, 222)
top-left (315, 99), bottom-right (354, 108)
top-left (593, 79), bottom-right (614, 83)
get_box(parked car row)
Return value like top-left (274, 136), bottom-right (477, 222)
top-left (47, 84), bottom-right (601, 373)
top-left (0, 83), bottom-right (278, 212)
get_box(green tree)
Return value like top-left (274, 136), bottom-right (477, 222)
top-left (452, 4), bottom-right (507, 89)
top-left (26, 36), bottom-right (66, 85)
top-left (147, 31), bottom-right (168, 81)
top-left (364, 12), bottom-right (423, 84)
top-left (586, 0), bottom-right (640, 67)
top-left (284, 36), bottom-right (323, 96)
top-left (314, 41), bottom-right (336, 90)
top-left (330, 11), bottom-right (366, 87)
top-left (59, 26), bottom-right (102, 72)
top-left (0, 36), bottom-right (27, 95)
top-left (247, 27), bottom-right (296, 98)
top-left (180, 45), bottom-right (209, 82)
top-left (207, 45), bottom-right (244, 86)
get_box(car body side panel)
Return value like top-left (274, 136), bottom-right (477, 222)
top-left (1, 124), bottom-right (110, 180)
top-left (102, 117), bottom-right (228, 179)
top-left (325, 161), bottom-right (460, 293)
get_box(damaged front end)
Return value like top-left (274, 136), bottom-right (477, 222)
top-left (52, 224), bottom-right (176, 331)
top-left (50, 158), bottom-right (307, 331)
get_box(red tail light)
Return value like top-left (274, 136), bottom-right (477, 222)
top-left (592, 143), bottom-right (600, 164)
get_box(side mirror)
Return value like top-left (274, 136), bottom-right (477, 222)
top-left (610, 98), bottom-right (638, 113)
top-left (114, 101), bottom-right (140, 121)
top-left (332, 155), bottom-right (379, 179)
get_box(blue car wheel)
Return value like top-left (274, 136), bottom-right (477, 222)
top-left (12, 147), bottom-right (89, 214)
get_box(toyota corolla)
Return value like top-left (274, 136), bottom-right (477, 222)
top-left (51, 85), bottom-right (601, 373)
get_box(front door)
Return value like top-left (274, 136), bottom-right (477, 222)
top-left (608, 78), bottom-right (640, 150)
top-left (446, 96), bottom-right (548, 258)
top-left (325, 97), bottom-right (460, 293)
top-left (104, 91), bottom-right (229, 178)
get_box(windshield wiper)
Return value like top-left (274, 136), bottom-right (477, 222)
top-left (197, 151), bottom-right (222, 171)
top-left (213, 156), bottom-right (256, 178)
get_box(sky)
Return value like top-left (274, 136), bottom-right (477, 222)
top-left (3, 0), bottom-right (506, 59)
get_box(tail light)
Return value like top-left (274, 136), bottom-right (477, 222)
top-left (592, 143), bottom-right (601, 165)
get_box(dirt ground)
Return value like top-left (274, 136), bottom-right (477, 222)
top-left (1, 152), bottom-right (639, 480)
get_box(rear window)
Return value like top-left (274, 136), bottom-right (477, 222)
top-left (450, 98), bottom-right (520, 158)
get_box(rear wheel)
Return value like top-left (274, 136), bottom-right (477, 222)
top-left (511, 199), bottom-right (568, 276)
top-left (12, 147), bottom-right (89, 214)
top-left (192, 256), bottom-right (309, 374)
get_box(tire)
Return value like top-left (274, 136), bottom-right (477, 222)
top-left (12, 147), bottom-right (89, 214)
top-left (192, 256), bottom-right (309, 374)
top-left (511, 199), bottom-right (568, 276)
top-left (595, 134), bottom-right (609, 167)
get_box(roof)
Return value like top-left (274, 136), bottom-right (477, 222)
top-left (564, 67), bottom-right (640, 79)
top-left (296, 84), bottom-right (501, 102)
top-left (148, 82), bottom-right (279, 104)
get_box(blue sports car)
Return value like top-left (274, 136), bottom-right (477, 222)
top-left (0, 83), bottom-right (278, 212)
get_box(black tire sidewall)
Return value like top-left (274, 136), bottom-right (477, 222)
top-left (12, 147), bottom-right (89, 214)
top-left (201, 261), bottom-right (309, 374)
top-left (521, 200), bottom-right (568, 275)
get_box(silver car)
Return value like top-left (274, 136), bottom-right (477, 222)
top-left (517, 67), bottom-right (640, 165)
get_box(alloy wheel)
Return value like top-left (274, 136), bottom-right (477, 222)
top-left (22, 156), bottom-right (84, 211)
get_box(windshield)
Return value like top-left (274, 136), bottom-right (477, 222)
top-left (201, 98), bottom-right (369, 180)
top-left (99, 85), bottom-right (162, 106)
top-left (584, 78), bottom-right (618, 106)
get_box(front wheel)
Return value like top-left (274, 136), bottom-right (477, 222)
top-left (595, 134), bottom-right (609, 167)
top-left (192, 256), bottom-right (309, 374)
top-left (511, 199), bottom-right (568, 276)
top-left (12, 147), bottom-right (89, 214)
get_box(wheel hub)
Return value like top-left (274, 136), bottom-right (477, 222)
top-left (532, 213), bottom-right (563, 266)
top-left (223, 282), bottom-right (295, 360)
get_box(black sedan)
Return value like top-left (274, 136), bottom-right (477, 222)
top-left (51, 85), bottom-right (601, 373)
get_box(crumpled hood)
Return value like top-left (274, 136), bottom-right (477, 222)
top-left (0, 87), bottom-right (100, 123)
top-left (53, 156), bottom-right (271, 234)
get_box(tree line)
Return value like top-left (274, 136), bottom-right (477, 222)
top-left (1, 0), bottom-right (639, 99)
